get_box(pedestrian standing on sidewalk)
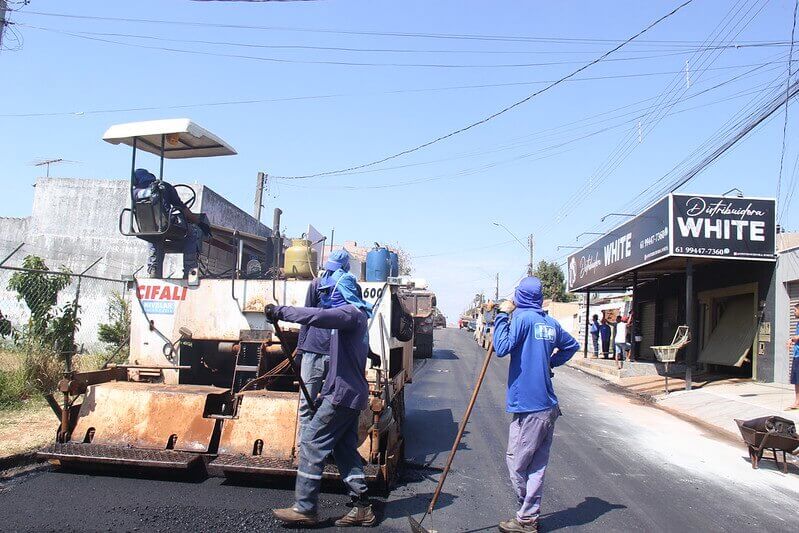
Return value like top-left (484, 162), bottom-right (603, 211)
top-left (589, 314), bottom-right (600, 358)
top-left (599, 318), bottom-right (612, 359)
top-left (492, 277), bottom-right (580, 533)
top-left (295, 250), bottom-right (351, 443)
top-left (268, 270), bottom-right (377, 528)
top-left (614, 315), bottom-right (630, 370)
top-left (787, 302), bottom-right (799, 410)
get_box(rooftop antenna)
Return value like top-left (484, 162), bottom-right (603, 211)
top-left (30, 158), bottom-right (79, 177)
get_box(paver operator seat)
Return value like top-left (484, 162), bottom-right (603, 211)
top-left (103, 118), bottom-right (236, 247)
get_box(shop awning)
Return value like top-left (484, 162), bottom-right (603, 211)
top-left (697, 295), bottom-right (757, 367)
top-left (567, 194), bottom-right (776, 293)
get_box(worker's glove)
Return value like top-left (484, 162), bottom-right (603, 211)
top-left (498, 300), bottom-right (516, 314)
top-left (264, 304), bottom-right (279, 323)
top-left (367, 351), bottom-right (381, 368)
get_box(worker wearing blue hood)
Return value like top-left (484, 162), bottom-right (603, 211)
top-left (492, 276), bottom-right (579, 533)
top-left (295, 250), bottom-right (353, 445)
top-left (132, 169), bottom-right (210, 278)
top-left (266, 270), bottom-right (377, 528)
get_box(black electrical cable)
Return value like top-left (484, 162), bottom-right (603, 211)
top-left (270, 0), bottom-right (697, 180)
top-left (776, 0), bottom-right (799, 215)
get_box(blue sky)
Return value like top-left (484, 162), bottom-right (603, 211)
top-left (1, 0), bottom-right (797, 321)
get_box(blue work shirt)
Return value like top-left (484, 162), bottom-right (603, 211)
top-left (274, 304), bottom-right (369, 411)
top-left (493, 309), bottom-right (580, 413)
top-left (296, 277), bottom-right (331, 356)
top-left (794, 322), bottom-right (799, 358)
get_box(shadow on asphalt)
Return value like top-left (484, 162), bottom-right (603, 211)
top-left (54, 462), bottom-right (208, 484)
top-left (432, 349), bottom-right (459, 360)
top-left (540, 496), bottom-right (626, 531)
top-left (404, 408), bottom-right (466, 463)
top-left (376, 490), bottom-right (457, 520)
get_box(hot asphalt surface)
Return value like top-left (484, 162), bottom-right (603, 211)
top-left (2, 328), bottom-right (798, 532)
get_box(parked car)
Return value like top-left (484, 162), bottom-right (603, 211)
top-left (466, 320), bottom-right (476, 332)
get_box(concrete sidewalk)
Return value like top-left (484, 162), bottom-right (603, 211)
top-left (567, 357), bottom-right (799, 442)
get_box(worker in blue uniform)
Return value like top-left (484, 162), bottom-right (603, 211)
top-left (295, 250), bottom-right (352, 443)
top-left (132, 168), bottom-right (209, 278)
top-left (493, 277), bottom-right (580, 533)
top-left (268, 269), bottom-right (377, 528)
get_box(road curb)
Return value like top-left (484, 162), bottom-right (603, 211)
top-left (566, 365), bottom-right (742, 446)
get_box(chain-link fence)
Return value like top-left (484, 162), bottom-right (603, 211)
top-left (0, 243), bottom-right (130, 407)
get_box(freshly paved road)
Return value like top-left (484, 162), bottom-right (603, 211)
top-left (2, 328), bottom-right (798, 532)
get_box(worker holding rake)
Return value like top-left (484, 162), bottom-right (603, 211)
top-left (492, 277), bottom-right (579, 533)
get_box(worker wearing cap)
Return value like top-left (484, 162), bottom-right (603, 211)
top-left (295, 250), bottom-right (352, 444)
top-left (132, 168), bottom-right (210, 278)
top-left (492, 277), bottom-right (580, 533)
top-left (267, 269), bottom-right (377, 528)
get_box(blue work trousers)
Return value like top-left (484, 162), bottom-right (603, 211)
top-left (295, 399), bottom-right (367, 513)
top-left (147, 223), bottom-right (202, 278)
top-left (298, 351), bottom-right (329, 444)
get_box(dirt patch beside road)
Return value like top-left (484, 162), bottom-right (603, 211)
top-left (0, 400), bottom-right (54, 460)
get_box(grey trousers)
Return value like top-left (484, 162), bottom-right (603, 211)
top-left (506, 406), bottom-right (560, 523)
top-left (295, 398), bottom-right (368, 513)
top-left (298, 351), bottom-right (329, 444)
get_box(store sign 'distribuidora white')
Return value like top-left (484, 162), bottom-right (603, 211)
top-left (568, 193), bottom-right (776, 292)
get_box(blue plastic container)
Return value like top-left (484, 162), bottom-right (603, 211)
top-left (366, 247), bottom-right (391, 282)
top-left (389, 251), bottom-right (399, 277)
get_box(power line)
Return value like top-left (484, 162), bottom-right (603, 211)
top-left (19, 24), bottom-right (793, 56)
top-left (23, 23), bottom-right (721, 69)
top-left (538, 0), bottom-right (768, 236)
top-left (15, 7), bottom-right (751, 46)
top-left (777, 0), bottom-right (799, 217)
top-left (272, 0), bottom-right (696, 180)
top-left (281, 71), bottom-right (781, 192)
top-left (0, 59), bottom-right (778, 119)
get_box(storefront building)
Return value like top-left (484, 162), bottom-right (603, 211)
top-left (568, 193), bottom-right (777, 387)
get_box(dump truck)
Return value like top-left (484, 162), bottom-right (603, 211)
top-left (395, 280), bottom-right (436, 359)
top-left (37, 119), bottom-right (414, 488)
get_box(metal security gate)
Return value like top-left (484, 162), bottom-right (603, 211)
top-left (638, 301), bottom-right (656, 360)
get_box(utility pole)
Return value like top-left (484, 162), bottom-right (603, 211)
top-left (253, 172), bottom-right (267, 222)
top-left (527, 234), bottom-right (535, 276)
top-left (0, 1), bottom-right (8, 50)
top-left (495, 273), bottom-right (499, 301)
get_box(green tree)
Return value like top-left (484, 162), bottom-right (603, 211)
top-left (98, 292), bottom-right (131, 348)
top-left (7, 255), bottom-right (71, 339)
top-left (534, 260), bottom-right (576, 302)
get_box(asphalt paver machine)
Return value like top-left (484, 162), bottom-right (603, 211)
top-left (38, 120), bottom-right (414, 488)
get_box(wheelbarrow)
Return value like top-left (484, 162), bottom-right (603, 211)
top-left (735, 417), bottom-right (799, 473)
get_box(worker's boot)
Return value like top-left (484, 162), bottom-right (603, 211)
top-left (498, 517), bottom-right (538, 533)
top-left (334, 496), bottom-right (377, 527)
top-left (272, 507), bottom-right (319, 526)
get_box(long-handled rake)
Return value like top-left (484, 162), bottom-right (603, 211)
top-left (408, 342), bottom-right (495, 533)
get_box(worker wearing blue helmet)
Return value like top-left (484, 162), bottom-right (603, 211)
top-left (267, 265), bottom-right (376, 528)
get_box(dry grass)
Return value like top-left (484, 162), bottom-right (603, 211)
top-left (0, 348), bottom-right (21, 372)
top-left (0, 398), bottom-right (55, 459)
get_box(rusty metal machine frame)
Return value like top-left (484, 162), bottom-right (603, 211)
top-left (39, 275), bottom-right (414, 489)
